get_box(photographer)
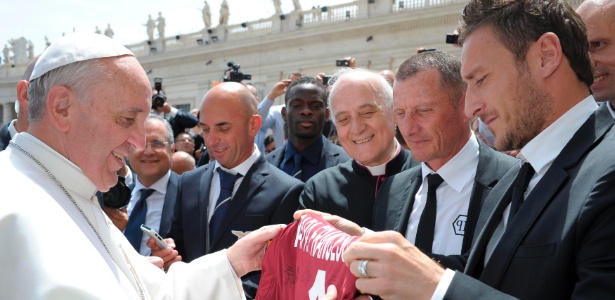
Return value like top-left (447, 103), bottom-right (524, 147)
top-left (151, 77), bottom-right (198, 137)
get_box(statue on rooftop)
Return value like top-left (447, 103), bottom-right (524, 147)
top-left (104, 24), bottom-right (114, 38)
top-left (293, 0), bottom-right (302, 11)
top-left (219, 0), bottom-right (230, 26)
top-left (3, 45), bottom-right (9, 65)
top-left (146, 15), bottom-right (156, 41)
top-left (8, 37), bottom-right (28, 65)
top-left (273, 0), bottom-right (282, 15)
top-left (28, 40), bottom-right (34, 60)
top-left (202, 1), bottom-right (212, 29)
top-left (157, 12), bottom-right (166, 39)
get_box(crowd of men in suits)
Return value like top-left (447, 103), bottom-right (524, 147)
top-left (2, 0), bottom-right (615, 298)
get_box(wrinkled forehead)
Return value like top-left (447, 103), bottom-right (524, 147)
top-left (331, 79), bottom-right (385, 110)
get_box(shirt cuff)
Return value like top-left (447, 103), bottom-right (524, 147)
top-left (168, 106), bottom-right (179, 118)
top-left (431, 268), bottom-right (455, 300)
top-left (222, 249), bottom-right (243, 293)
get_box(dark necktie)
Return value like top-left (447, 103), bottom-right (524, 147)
top-left (282, 153), bottom-right (302, 180)
top-left (415, 173), bottom-right (444, 253)
top-left (209, 168), bottom-right (242, 243)
top-left (508, 162), bottom-right (535, 223)
top-left (124, 188), bottom-right (155, 252)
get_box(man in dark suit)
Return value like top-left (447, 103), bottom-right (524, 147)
top-left (266, 77), bottom-right (350, 181)
top-left (374, 52), bottom-right (517, 264)
top-left (0, 120), bottom-right (11, 151)
top-left (0, 56), bottom-right (37, 151)
top-left (168, 82), bottom-right (303, 298)
top-left (300, 69), bottom-right (417, 228)
top-left (342, 1), bottom-right (615, 299)
top-left (123, 114), bottom-right (178, 258)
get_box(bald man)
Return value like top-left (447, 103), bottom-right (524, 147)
top-left (577, 0), bottom-right (615, 118)
top-left (169, 82), bottom-right (304, 298)
top-left (171, 151), bottom-right (196, 174)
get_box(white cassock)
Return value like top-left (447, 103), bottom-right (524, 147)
top-left (0, 133), bottom-right (245, 299)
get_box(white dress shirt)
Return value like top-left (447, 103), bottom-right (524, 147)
top-left (257, 96), bottom-right (286, 150)
top-left (128, 171), bottom-right (171, 256)
top-left (433, 96), bottom-right (598, 300)
top-left (208, 145), bottom-right (261, 221)
top-left (406, 133), bottom-right (479, 255)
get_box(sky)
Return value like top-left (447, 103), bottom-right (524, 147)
top-left (1, 0), bottom-right (351, 58)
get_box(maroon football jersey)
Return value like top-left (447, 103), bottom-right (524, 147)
top-left (256, 213), bottom-right (359, 300)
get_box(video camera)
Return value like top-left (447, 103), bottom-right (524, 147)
top-left (224, 62), bottom-right (252, 82)
top-left (445, 33), bottom-right (459, 45)
top-left (336, 59), bottom-right (350, 67)
top-left (152, 77), bottom-right (166, 110)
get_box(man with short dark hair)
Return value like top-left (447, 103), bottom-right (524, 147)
top-left (266, 77), bottom-right (350, 182)
top-left (264, 134), bottom-right (275, 155)
top-left (374, 52), bottom-right (516, 265)
top-left (174, 132), bottom-right (195, 155)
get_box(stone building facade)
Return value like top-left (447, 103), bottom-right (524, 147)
top-left (0, 0), bottom-right (584, 124)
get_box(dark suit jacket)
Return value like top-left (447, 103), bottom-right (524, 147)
top-left (445, 106), bottom-right (615, 299)
top-left (168, 109), bottom-right (198, 138)
top-left (169, 156), bottom-right (304, 260)
top-left (0, 122), bottom-right (12, 151)
top-left (126, 171), bottom-right (179, 238)
top-left (374, 141), bottom-right (517, 270)
top-left (265, 138), bottom-right (351, 178)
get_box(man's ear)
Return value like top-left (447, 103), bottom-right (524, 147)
top-left (16, 80), bottom-right (29, 109)
top-left (249, 114), bottom-right (262, 137)
top-left (46, 85), bottom-right (73, 132)
top-left (281, 106), bottom-right (287, 121)
top-left (534, 32), bottom-right (563, 79)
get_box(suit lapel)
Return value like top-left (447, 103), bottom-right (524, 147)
top-left (465, 162), bottom-right (520, 276)
top-left (159, 172), bottom-right (178, 236)
top-left (270, 146), bottom-right (285, 168)
top-left (321, 139), bottom-right (339, 169)
top-left (394, 169), bottom-right (422, 236)
top-left (481, 165), bottom-right (567, 286)
top-left (208, 157), bottom-right (268, 250)
top-left (476, 108), bottom-right (614, 285)
top-left (463, 143), bottom-right (500, 252)
top-left (199, 164), bottom-right (215, 253)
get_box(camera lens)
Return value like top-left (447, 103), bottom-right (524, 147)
top-left (152, 93), bottom-right (166, 109)
top-left (102, 177), bottom-right (131, 209)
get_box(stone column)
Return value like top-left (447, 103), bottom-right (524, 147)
top-left (357, 0), bottom-right (369, 18)
top-left (2, 102), bottom-right (14, 124)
